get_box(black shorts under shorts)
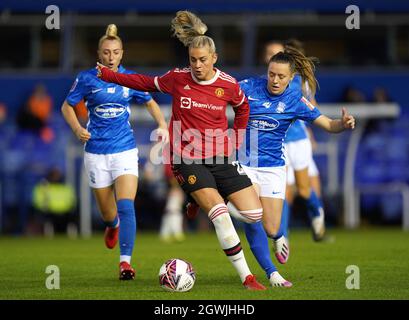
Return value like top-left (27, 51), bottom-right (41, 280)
top-left (171, 156), bottom-right (253, 199)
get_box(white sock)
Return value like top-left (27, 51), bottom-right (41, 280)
top-left (164, 188), bottom-right (185, 236)
top-left (208, 203), bottom-right (251, 283)
top-left (159, 213), bottom-right (172, 237)
top-left (120, 255), bottom-right (131, 264)
top-left (165, 189), bottom-right (184, 212)
top-left (169, 211), bottom-right (184, 235)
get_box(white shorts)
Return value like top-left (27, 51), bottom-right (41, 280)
top-left (84, 148), bottom-right (139, 189)
top-left (285, 139), bottom-right (319, 185)
top-left (241, 165), bottom-right (286, 199)
top-left (284, 138), bottom-right (312, 171)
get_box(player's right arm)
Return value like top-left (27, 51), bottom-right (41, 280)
top-left (62, 73), bottom-right (91, 143)
top-left (61, 101), bottom-right (91, 143)
top-left (97, 62), bottom-right (174, 94)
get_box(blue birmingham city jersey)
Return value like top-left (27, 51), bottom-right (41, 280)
top-left (238, 77), bottom-right (321, 168)
top-left (285, 74), bottom-right (311, 143)
top-left (66, 65), bottom-right (152, 154)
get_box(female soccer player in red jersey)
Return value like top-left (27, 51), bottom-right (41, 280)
top-left (97, 11), bottom-right (266, 290)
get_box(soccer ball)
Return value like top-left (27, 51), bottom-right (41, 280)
top-left (158, 258), bottom-right (196, 292)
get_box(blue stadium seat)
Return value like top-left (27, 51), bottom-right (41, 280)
top-left (380, 193), bottom-right (402, 221)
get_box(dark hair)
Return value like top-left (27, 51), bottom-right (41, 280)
top-left (269, 44), bottom-right (319, 96)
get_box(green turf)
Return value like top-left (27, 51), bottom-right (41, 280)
top-left (0, 228), bottom-right (408, 300)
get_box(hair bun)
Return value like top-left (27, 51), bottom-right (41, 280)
top-left (106, 24), bottom-right (118, 37)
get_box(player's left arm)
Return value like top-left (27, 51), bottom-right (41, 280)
top-left (313, 107), bottom-right (355, 133)
top-left (306, 96), bottom-right (318, 149)
top-left (230, 83), bottom-right (250, 149)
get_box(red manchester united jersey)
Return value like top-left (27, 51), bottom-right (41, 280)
top-left (100, 66), bottom-right (249, 162)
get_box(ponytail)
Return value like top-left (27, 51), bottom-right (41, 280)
top-left (171, 10), bottom-right (216, 53)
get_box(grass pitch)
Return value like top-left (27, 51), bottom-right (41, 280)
top-left (0, 228), bottom-right (408, 300)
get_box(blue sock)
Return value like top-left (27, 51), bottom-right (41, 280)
top-left (244, 221), bottom-right (277, 279)
top-left (104, 215), bottom-right (119, 228)
top-left (117, 199), bottom-right (136, 257)
top-left (304, 191), bottom-right (323, 220)
top-left (277, 200), bottom-right (290, 238)
top-left (272, 200), bottom-right (290, 240)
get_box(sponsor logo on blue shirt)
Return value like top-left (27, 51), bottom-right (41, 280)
top-left (248, 115), bottom-right (279, 131)
top-left (94, 104), bottom-right (126, 119)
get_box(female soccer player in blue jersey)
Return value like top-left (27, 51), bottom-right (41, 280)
top-left (265, 40), bottom-right (327, 249)
top-left (228, 45), bottom-right (355, 287)
top-left (61, 24), bottom-right (169, 280)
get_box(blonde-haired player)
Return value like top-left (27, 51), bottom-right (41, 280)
top-left (62, 24), bottom-right (169, 280)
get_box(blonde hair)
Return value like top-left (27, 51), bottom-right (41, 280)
top-left (171, 10), bottom-right (216, 53)
top-left (98, 24), bottom-right (123, 49)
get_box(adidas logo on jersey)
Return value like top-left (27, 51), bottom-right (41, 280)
top-left (184, 85), bottom-right (191, 90)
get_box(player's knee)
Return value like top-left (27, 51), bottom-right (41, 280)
top-left (232, 208), bottom-right (263, 224)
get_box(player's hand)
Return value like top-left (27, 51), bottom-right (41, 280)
top-left (156, 127), bottom-right (169, 144)
top-left (96, 62), bottom-right (106, 78)
top-left (74, 126), bottom-right (91, 143)
top-left (342, 107), bottom-right (355, 130)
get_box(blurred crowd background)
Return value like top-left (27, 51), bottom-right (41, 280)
top-left (0, 0), bottom-right (408, 236)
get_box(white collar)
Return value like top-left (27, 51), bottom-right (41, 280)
top-left (190, 68), bottom-right (220, 85)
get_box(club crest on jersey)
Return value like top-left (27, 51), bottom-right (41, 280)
top-left (94, 103), bottom-right (126, 118)
top-left (276, 101), bottom-right (286, 113)
top-left (215, 88), bottom-right (224, 98)
top-left (122, 87), bottom-right (130, 98)
top-left (301, 96), bottom-right (315, 110)
top-left (180, 97), bottom-right (192, 109)
top-left (188, 175), bottom-right (197, 185)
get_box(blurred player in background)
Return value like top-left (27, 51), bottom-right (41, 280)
top-left (98, 11), bottom-right (267, 290)
top-left (158, 163), bottom-right (186, 243)
top-left (61, 24), bottom-right (169, 280)
top-left (228, 45), bottom-right (355, 286)
top-left (265, 40), bottom-right (327, 247)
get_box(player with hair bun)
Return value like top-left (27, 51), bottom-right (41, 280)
top-left (61, 24), bottom-right (169, 280)
top-left (97, 11), bottom-right (268, 290)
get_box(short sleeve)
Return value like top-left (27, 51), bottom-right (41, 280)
top-left (132, 90), bottom-right (153, 105)
top-left (230, 81), bottom-right (246, 107)
top-left (66, 73), bottom-right (87, 107)
top-left (238, 78), bottom-right (251, 95)
top-left (295, 96), bottom-right (321, 122)
top-left (153, 69), bottom-right (176, 94)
